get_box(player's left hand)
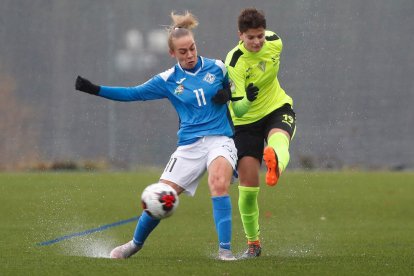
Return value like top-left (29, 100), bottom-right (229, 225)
top-left (246, 83), bottom-right (259, 102)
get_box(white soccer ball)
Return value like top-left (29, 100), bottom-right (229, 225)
top-left (141, 183), bottom-right (179, 219)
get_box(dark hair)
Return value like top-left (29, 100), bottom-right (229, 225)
top-left (238, 8), bottom-right (266, 33)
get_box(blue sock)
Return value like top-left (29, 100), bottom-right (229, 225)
top-left (212, 195), bottom-right (232, 250)
top-left (132, 211), bottom-right (160, 246)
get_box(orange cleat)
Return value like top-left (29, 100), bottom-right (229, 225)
top-left (263, 146), bottom-right (279, 186)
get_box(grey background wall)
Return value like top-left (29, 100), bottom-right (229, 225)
top-left (1, 0), bottom-right (413, 170)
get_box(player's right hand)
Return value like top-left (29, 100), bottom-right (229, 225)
top-left (246, 83), bottom-right (259, 102)
top-left (75, 76), bottom-right (100, 95)
top-left (212, 88), bottom-right (244, 104)
top-left (212, 88), bottom-right (232, 104)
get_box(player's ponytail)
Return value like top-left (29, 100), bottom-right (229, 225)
top-left (167, 11), bottom-right (199, 50)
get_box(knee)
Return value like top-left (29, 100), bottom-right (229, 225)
top-left (209, 173), bottom-right (230, 196)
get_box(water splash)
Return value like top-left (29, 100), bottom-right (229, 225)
top-left (62, 235), bottom-right (115, 258)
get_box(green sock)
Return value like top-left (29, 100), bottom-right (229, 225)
top-left (238, 186), bottom-right (260, 242)
top-left (268, 132), bottom-right (290, 172)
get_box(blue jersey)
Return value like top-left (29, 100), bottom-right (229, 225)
top-left (99, 56), bottom-right (234, 146)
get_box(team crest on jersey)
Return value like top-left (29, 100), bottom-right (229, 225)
top-left (174, 84), bottom-right (184, 95)
top-left (258, 61), bottom-right (266, 72)
top-left (203, 72), bottom-right (215, 84)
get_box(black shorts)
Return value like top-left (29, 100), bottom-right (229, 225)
top-left (234, 104), bottom-right (296, 163)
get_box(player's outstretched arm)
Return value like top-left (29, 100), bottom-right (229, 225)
top-left (75, 75), bottom-right (101, 95)
top-left (75, 75), bottom-right (165, 102)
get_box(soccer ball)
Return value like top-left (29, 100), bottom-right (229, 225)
top-left (141, 183), bottom-right (179, 219)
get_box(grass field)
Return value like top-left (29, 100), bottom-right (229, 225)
top-left (0, 171), bottom-right (413, 275)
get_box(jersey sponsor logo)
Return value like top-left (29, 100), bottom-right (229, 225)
top-left (203, 72), bottom-right (215, 84)
top-left (271, 56), bottom-right (279, 67)
top-left (245, 67), bottom-right (253, 80)
top-left (174, 84), bottom-right (184, 95)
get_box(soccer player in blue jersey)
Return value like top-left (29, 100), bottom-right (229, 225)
top-left (75, 11), bottom-right (237, 261)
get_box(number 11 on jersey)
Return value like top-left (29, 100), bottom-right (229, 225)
top-left (193, 88), bottom-right (207, 106)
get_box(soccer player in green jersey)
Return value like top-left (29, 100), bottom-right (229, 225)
top-left (225, 8), bottom-right (297, 258)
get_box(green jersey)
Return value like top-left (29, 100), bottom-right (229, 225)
top-left (225, 30), bottom-right (293, 125)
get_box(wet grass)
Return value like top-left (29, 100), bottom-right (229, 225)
top-left (0, 171), bottom-right (413, 275)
